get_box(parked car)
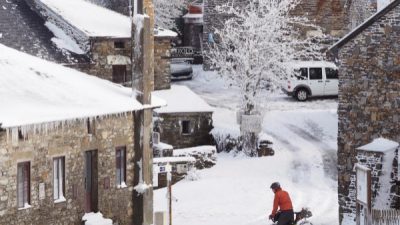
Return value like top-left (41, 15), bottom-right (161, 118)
top-left (281, 61), bottom-right (339, 101)
top-left (171, 59), bottom-right (193, 81)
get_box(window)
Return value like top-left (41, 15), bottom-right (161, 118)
top-left (87, 119), bottom-right (95, 135)
top-left (326, 68), bottom-right (338, 79)
top-left (181, 121), bottom-right (191, 135)
top-left (114, 41), bottom-right (125, 49)
top-left (309, 68), bottom-right (323, 80)
top-left (295, 68), bottom-right (308, 80)
top-left (17, 162), bottom-right (30, 208)
top-left (53, 157), bottom-right (65, 202)
top-left (112, 65), bottom-right (128, 83)
top-left (116, 147), bottom-right (126, 187)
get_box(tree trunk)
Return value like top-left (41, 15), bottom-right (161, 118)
top-left (240, 101), bottom-right (259, 156)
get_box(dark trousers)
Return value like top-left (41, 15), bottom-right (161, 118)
top-left (277, 210), bottom-right (294, 225)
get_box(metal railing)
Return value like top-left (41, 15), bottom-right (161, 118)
top-left (371, 209), bottom-right (400, 225)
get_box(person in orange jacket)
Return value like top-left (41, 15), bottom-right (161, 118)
top-left (268, 182), bottom-right (294, 225)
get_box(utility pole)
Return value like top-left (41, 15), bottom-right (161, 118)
top-left (166, 163), bottom-right (172, 225)
top-left (131, 0), bottom-right (154, 225)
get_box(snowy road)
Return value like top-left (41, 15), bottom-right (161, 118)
top-left (155, 66), bottom-right (339, 225)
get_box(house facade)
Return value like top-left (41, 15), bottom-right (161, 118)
top-left (329, 0), bottom-right (400, 223)
top-left (0, 116), bottom-right (135, 225)
top-left (152, 85), bottom-right (214, 149)
top-left (0, 44), bottom-right (164, 224)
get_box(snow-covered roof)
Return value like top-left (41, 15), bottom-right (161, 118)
top-left (38, 0), bottom-right (131, 38)
top-left (0, 44), bottom-right (165, 128)
top-left (153, 156), bottom-right (196, 164)
top-left (329, 0), bottom-right (400, 52)
top-left (357, 138), bottom-right (399, 152)
top-left (154, 28), bottom-right (178, 38)
top-left (152, 85), bottom-right (214, 114)
top-left (291, 61), bottom-right (338, 69)
top-left (154, 142), bottom-right (174, 151)
top-left (173, 145), bottom-right (216, 156)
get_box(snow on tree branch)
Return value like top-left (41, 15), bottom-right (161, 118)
top-left (206, 0), bottom-right (324, 114)
top-left (154, 0), bottom-right (185, 29)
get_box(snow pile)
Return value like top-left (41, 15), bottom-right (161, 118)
top-left (152, 85), bottom-right (214, 114)
top-left (154, 142), bottom-right (174, 151)
top-left (39, 0), bottom-right (131, 37)
top-left (0, 44), bottom-right (165, 128)
top-left (153, 157), bottom-right (196, 164)
top-left (173, 146), bottom-right (216, 156)
top-left (82, 212), bottom-right (112, 225)
top-left (185, 168), bottom-right (201, 181)
top-left (357, 138), bottom-right (399, 152)
top-left (45, 22), bottom-right (85, 54)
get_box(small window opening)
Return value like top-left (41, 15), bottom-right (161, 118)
top-left (181, 121), bottom-right (191, 135)
top-left (114, 41), bottom-right (125, 49)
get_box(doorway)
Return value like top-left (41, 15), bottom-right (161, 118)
top-left (85, 150), bottom-right (98, 212)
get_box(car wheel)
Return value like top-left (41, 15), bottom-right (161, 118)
top-left (296, 89), bottom-right (308, 101)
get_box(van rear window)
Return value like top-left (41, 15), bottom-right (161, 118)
top-left (326, 68), bottom-right (338, 79)
top-left (294, 68), bottom-right (308, 80)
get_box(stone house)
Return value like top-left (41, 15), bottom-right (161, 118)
top-left (0, 44), bottom-right (164, 225)
top-left (328, 0), bottom-right (400, 223)
top-left (23, 0), bottom-right (176, 88)
top-left (152, 85), bottom-right (214, 149)
top-left (25, 0), bottom-right (133, 84)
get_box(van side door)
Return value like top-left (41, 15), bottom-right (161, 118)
top-left (324, 67), bottom-right (339, 95)
top-left (308, 67), bottom-right (325, 96)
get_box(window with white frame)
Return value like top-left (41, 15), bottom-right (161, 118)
top-left (53, 157), bottom-right (65, 202)
top-left (116, 147), bottom-right (126, 188)
top-left (17, 162), bottom-right (30, 208)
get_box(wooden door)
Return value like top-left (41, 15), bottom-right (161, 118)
top-left (85, 150), bottom-right (98, 212)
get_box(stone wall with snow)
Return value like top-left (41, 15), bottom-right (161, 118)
top-left (155, 112), bottom-right (214, 149)
top-left (356, 148), bottom-right (399, 209)
top-left (0, 115), bottom-right (136, 225)
top-left (67, 38), bottom-right (133, 84)
top-left (335, 2), bottom-right (400, 223)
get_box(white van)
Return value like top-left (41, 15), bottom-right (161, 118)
top-left (281, 61), bottom-right (339, 101)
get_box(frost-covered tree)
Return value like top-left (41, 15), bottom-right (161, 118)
top-left (207, 0), bottom-right (323, 156)
top-left (154, 0), bottom-right (185, 29)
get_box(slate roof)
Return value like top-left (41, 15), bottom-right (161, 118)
top-left (0, 0), bottom-right (88, 63)
top-left (329, 0), bottom-right (400, 52)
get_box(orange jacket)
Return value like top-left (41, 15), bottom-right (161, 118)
top-left (271, 188), bottom-right (293, 216)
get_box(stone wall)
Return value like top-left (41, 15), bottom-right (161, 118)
top-left (336, 4), bottom-right (400, 223)
top-left (68, 38), bottom-right (132, 85)
top-left (0, 115), bottom-right (136, 225)
top-left (155, 112), bottom-right (214, 149)
top-left (357, 150), bottom-right (399, 209)
top-left (202, 0), bottom-right (351, 69)
top-left (154, 37), bottom-right (172, 90)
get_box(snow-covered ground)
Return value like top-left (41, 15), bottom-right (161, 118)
top-left (155, 66), bottom-right (339, 225)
